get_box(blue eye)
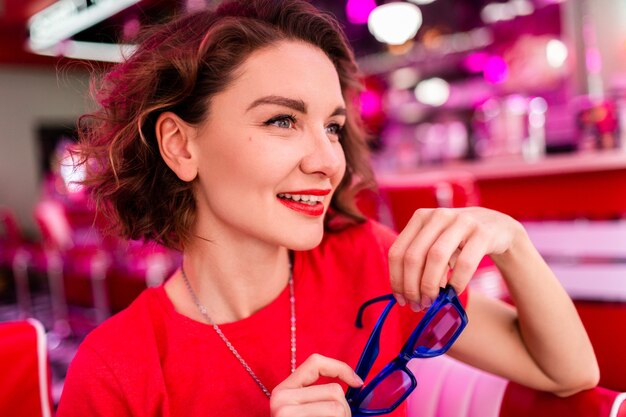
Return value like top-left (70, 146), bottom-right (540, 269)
top-left (326, 123), bottom-right (344, 138)
top-left (264, 114), bottom-right (297, 129)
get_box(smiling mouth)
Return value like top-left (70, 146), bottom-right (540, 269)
top-left (277, 193), bottom-right (325, 206)
top-left (276, 192), bottom-right (328, 217)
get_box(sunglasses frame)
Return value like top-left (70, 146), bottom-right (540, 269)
top-left (346, 285), bottom-right (468, 416)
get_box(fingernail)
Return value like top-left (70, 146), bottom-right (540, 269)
top-left (354, 373), bottom-right (364, 385)
top-left (420, 295), bottom-right (432, 310)
top-left (394, 293), bottom-right (407, 307)
top-left (409, 301), bottom-right (422, 312)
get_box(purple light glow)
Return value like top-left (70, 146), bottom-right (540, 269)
top-left (360, 89), bottom-right (382, 116)
top-left (346, 0), bottom-right (377, 25)
top-left (463, 52), bottom-right (490, 73)
top-left (483, 55), bottom-right (509, 84)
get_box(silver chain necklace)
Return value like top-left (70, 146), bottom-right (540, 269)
top-left (180, 265), bottom-right (296, 398)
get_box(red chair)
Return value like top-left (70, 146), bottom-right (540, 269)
top-left (107, 239), bottom-right (179, 312)
top-left (0, 207), bottom-right (58, 322)
top-left (408, 354), bottom-right (625, 417)
top-left (0, 319), bottom-right (53, 417)
top-left (34, 199), bottom-right (112, 327)
top-left (576, 300), bottom-right (626, 392)
top-left (0, 206), bottom-right (31, 313)
top-left (35, 198), bottom-right (180, 320)
top-left (377, 170), bottom-right (480, 231)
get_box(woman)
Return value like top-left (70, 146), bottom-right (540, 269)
top-left (56, 0), bottom-right (599, 416)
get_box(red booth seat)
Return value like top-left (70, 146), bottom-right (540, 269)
top-left (408, 354), bottom-right (625, 417)
top-left (0, 319), bottom-right (53, 417)
top-left (377, 170), bottom-right (479, 231)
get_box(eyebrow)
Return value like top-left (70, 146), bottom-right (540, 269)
top-left (331, 106), bottom-right (347, 117)
top-left (247, 95), bottom-right (306, 113)
top-left (246, 95), bottom-right (346, 117)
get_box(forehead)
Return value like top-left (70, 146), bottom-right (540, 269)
top-left (224, 40), bottom-right (345, 109)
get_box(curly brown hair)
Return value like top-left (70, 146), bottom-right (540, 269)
top-left (78, 0), bottom-right (375, 250)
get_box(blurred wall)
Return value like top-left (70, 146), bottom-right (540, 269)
top-left (0, 67), bottom-right (90, 236)
top-left (563, 0), bottom-right (626, 97)
top-left (591, 0), bottom-right (626, 91)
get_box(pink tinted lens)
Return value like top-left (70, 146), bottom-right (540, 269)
top-left (360, 369), bottom-right (413, 411)
top-left (413, 304), bottom-right (462, 353)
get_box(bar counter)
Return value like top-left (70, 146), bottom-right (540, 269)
top-left (376, 149), bottom-right (626, 220)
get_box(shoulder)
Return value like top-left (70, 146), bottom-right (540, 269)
top-left (85, 287), bottom-right (162, 344)
top-left (58, 288), bottom-right (167, 416)
top-left (74, 287), bottom-right (167, 373)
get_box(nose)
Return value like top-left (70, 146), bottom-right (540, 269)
top-left (299, 128), bottom-right (345, 178)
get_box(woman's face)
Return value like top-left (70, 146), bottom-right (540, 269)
top-left (190, 40), bottom-right (347, 250)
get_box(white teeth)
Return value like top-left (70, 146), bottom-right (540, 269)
top-left (278, 193), bottom-right (324, 204)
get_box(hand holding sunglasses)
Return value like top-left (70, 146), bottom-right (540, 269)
top-left (346, 285), bottom-right (468, 416)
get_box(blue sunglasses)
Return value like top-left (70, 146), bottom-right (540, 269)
top-left (346, 285), bottom-right (468, 416)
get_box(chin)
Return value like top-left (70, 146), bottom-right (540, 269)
top-left (283, 228), bottom-right (325, 251)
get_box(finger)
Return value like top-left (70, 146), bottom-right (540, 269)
top-left (274, 354), bottom-right (363, 391)
top-left (448, 248), bottom-right (461, 269)
top-left (275, 400), bottom-right (350, 417)
top-left (439, 248), bottom-right (460, 287)
top-left (420, 219), bottom-right (470, 304)
top-left (388, 209), bottom-right (430, 305)
top-left (273, 383), bottom-right (346, 406)
top-left (403, 209), bottom-right (456, 309)
top-left (439, 271), bottom-right (449, 289)
top-left (447, 233), bottom-right (487, 293)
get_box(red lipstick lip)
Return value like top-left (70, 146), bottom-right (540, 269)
top-left (276, 190), bottom-right (330, 217)
top-left (278, 189), bottom-right (331, 196)
top-left (277, 197), bottom-right (325, 217)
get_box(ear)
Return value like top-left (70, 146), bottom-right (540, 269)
top-left (155, 112), bottom-right (198, 182)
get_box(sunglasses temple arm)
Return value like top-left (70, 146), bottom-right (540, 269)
top-left (353, 297), bottom-right (396, 379)
top-left (355, 294), bottom-right (396, 327)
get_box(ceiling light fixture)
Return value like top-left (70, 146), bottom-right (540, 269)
top-left (414, 77), bottom-right (450, 106)
top-left (28, 0), bottom-right (140, 52)
top-left (368, 2), bottom-right (422, 46)
top-left (30, 40), bottom-right (137, 63)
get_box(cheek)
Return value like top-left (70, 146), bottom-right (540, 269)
top-left (334, 144), bottom-right (348, 184)
top-left (204, 133), bottom-right (284, 175)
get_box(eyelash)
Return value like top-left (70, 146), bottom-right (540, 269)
top-left (264, 114), bottom-right (297, 129)
top-left (326, 123), bottom-right (344, 138)
top-left (263, 114), bottom-right (345, 139)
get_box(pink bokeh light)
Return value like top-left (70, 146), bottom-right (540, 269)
top-left (463, 51), bottom-right (490, 73)
top-left (345, 0), bottom-right (377, 25)
top-left (586, 48), bottom-right (602, 74)
top-left (483, 55), bottom-right (509, 84)
top-left (360, 89), bottom-right (382, 117)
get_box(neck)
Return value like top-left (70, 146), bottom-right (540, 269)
top-left (170, 237), bottom-right (292, 324)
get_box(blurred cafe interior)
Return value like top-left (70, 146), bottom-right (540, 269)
top-left (1, 0), bottom-right (626, 415)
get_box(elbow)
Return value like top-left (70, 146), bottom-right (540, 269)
top-left (553, 361), bottom-right (600, 397)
